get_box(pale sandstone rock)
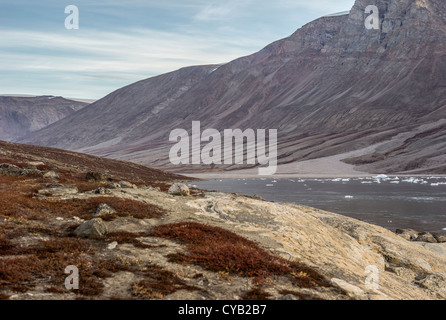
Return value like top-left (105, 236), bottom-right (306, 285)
top-left (185, 192), bottom-right (446, 300)
top-left (168, 183), bottom-right (190, 196)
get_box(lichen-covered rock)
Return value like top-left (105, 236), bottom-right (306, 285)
top-left (433, 233), bottom-right (446, 243)
top-left (168, 183), bottom-right (190, 196)
top-left (94, 203), bottom-right (116, 217)
top-left (75, 218), bottom-right (108, 239)
top-left (119, 181), bottom-right (136, 189)
top-left (415, 232), bottom-right (438, 243)
top-left (85, 172), bottom-right (110, 182)
top-left (37, 185), bottom-right (78, 197)
top-left (0, 163), bottom-right (22, 176)
top-left (0, 163), bottom-right (41, 176)
top-left (42, 171), bottom-right (59, 179)
top-left (396, 229), bottom-right (419, 241)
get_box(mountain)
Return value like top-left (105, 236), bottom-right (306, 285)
top-left (20, 0), bottom-right (446, 174)
top-left (0, 96), bottom-right (88, 142)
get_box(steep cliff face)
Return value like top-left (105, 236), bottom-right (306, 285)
top-left (20, 0), bottom-right (446, 174)
top-left (0, 96), bottom-right (87, 142)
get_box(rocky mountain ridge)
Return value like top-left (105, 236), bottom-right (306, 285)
top-left (0, 96), bottom-right (87, 142)
top-left (20, 0), bottom-right (446, 174)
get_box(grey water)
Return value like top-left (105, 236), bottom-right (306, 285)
top-left (189, 176), bottom-right (446, 235)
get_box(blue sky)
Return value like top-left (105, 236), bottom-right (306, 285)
top-left (0, 0), bottom-right (355, 99)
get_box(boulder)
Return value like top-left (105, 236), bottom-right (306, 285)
top-left (0, 163), bottom-right (22, 176)
top-left (28, 161), bottom-right (45, 167)
top-left (94, 187), bottom-right (111, 195)
top-left (168, 183), bottom-right (190, 196)
top-left (75, 218), bottom-right (108, 239)
top-left (433, 233), bottom-right (446, 243)
top-left (42, 171), bottom-right (59, 179)
top-left (85, 172), bottom-right (110, 182)
top-left (37, 185), bottom-right (78, 197)
top-left (396, 229), bottom-right (419, 241)
top-left (415, 232), bottom-right (438, 243)
top-left (107, 241), bottom-right (118, 250)
top-left (106, 183), bottom-right (121, 189)
top-left (20, 166), bottom-right (41, 176)
top-left (0, 163), bottom-right (42, 177)
top-left (119, 181), bottom-right (136, 189)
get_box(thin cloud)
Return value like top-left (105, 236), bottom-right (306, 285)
top-left (0, 0), bottom-right (355, 98)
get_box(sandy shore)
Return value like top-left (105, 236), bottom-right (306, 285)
top-left (180, 145), bottom-right (377, 179)
top-left (179, 142), bottom-right (446, 180)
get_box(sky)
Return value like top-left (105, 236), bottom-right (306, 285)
top-left (0, 0), bottom-right (355, 99)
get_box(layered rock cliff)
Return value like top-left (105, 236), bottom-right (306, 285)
top-left (20, 0), bottom-right (446, 174)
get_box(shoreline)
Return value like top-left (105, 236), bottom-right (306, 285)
top-left (184, 175), bottom-right (446, 236)
top-left (173, 142), bottom-right (446, 180)
top-left (180, 172), bottom-right (446, 180)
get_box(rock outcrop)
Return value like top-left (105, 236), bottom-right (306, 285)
top-left (1, 141), bottom-right (446, 300)
top-left (168, 183), bottom-right (190, 196)
top-left (74, 218), bottom-right (108, 239)
top-left (184, 192), bottom-right (446, 300)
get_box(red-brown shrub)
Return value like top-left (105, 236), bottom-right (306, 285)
top-left (151, 222), bottom-right (331, 288)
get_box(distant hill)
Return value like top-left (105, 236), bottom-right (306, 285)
top-left (0, 140), bottom-right (188, 184)
top-left (0, 95), bottom-right (88, 142)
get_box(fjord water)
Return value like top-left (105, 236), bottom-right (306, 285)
top-left (190, 176), bottom-right (446, 235)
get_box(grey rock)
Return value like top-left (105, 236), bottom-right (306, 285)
top-left (396, 229), bottom-right (419, 241)
top-left (414, 274), bottom-right (446, 298)
top-left (432, 233), bottom-right (446, 243)
top-left (85, 172), bottom-right (110, 182)
top-left (43, 170), bottom-right (59, 179)
top-left (21, 166), bottom-right (41, 176)
top-left (0, 163), bottom-right (40, 176)
top-left (94, 203), bottom-right (116, 217)
top-left (37, 185), bottom-right (78, 197)
top-left (415, 232), bottom-right (438, 244)
top-left (168, 183), bottom-right (190, 196)
top-left (75, 218), bottom-right (108, 239)
top-left (119, 181), bottom-right (136, 189)
top-left (0, 163), bottom-right (22, 176)
top-left (94, 187), bottom-right (111, 195)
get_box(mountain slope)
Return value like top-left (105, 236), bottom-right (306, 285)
top-left (0, 96), bottom-right (88, 142)
top-left (21, 0), bottom-right (446, 174)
